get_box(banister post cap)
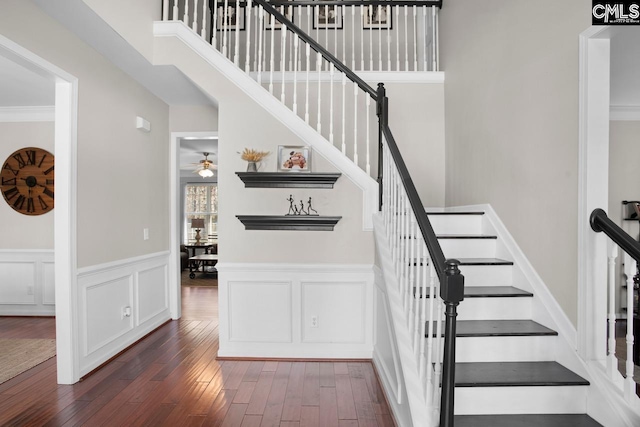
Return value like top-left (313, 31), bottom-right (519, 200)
top-left (441, 259), bottom-right (464, 304)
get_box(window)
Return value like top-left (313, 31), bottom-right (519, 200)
top-left (185, 184), bottom-right (218, 242)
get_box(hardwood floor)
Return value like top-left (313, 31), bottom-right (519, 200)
top-left (0, 283), bottom-right (394, 426)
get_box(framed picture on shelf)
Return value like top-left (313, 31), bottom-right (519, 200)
top-left (278, 146), bottom-right (311, 172)
top-left (216, 4), bottom-right (246, 31)
top-left (363, 5), bottom-right (392, 29)
top-left (264, 6), bottom-right (294, 29)
top-left (313, 1), bottom-right (343, 29)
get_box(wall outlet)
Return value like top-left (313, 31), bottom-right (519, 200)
top-left (122, 306), bottom-right (132, 319)
top-left (143, 228), bottom-right (149, 240)
top-left (310, 315), bottom-right (318, 328)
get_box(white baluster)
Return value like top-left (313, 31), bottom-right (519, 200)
top-left (351, 5), bottom-right (356, 70)
top-left (378, 6), bottom-right (382, 71)
top-left (425, 262), bottom-right (437, 406)
top-left (329, 63), bottom-right (334, 145)
top-left (184, 0), bottom-right (190, 25)
top-left (163, 0), bottom-right (169, 21)
top-left (324, 5), bottom-right (329, 70)
top-left (404, 6), bottom-right (409, 71)
top-left (305, 43), bottom-right (310, 124)
top-left (245, 0), bottom-right (252, 71)
top-left (433, 292), bottom-right (444, 407)
top-left (409, 215), bottom-right (417, 346)
top-left (222, 0), bottom-right (228, 56)
top-left (434, 7), bottom-right (439, 71)
top-left (201, 0), bottom-right (207, 38)
top-left (395, 6), bottom-right (400, 71)
top-left (606, 242), bottom-right (618, 379)
top-left (342, 5), bottom-right (346, 64)
top-left (624, 254), bottom-right (636, 402)
top-left (316, 51), bottom-right (322, 133)
top-left (341, 73), bottom-right (346, 155)
top-left (298, 6), bottom-right (303, 70)
top-left (360, 6), bottom-right (365, 70)
top-left (366, 96), bottom-right (371, 175)
top-left (419, 238), bottom-right (429, 381)
top-left (387, 6), bottom-right (391, 71)
top-left (269, 13), bottom-right (275, 94)
top-left (281, 25), bottom-right (287, 103)
top-left (353, 84), bottom-right (358, 167)
top-left (234, 0), bottom-right (240, 65)
top-left (287, 7), bottom-right (293, 71)
top-left (293, 36), bottom-right (299, 116)
top-left (257, 6), bottom-right (264, 84)
top-left (368, 6), bottom-right (373, 70)
top-left (413, 5), bottom-right (418, 71)
top-left (422, 6), bottom-right (428, 71)
top-left (212, 0), bottom-right (218, 49)
top-left (192, 0), bottom-right (199, 32)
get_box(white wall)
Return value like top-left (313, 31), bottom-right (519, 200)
top-left (440, 0), bottom-right (591, 326)
top-left (170, 104), bottom-right (219, 132)
top-left (82, 0), bottom-right (161, 62)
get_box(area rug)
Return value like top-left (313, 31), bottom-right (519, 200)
top-left (0, 338), bottom-right (56, 384)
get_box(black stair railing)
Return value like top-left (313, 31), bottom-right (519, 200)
top-left (590, 208), bottom-right (640, 261)
top-left (174, 0), bottom-right (462, 423)
top-left (242, 1), bottom-right (464, 423)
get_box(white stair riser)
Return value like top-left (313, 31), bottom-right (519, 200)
top-left (439, 239), bottom-right (497, 259)
top-left (458, 265), bottom-right (513, 286)
top-left (455, 336), bottom-right (558, 362)
top-left (428, 215), bottom-right (483, 235)
top-left (454, 386), bottom-right (588, 415)
top-left (456, 297), bottom-right (532, 320)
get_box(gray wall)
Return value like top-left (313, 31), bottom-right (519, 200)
top-left (440, 0), bottom-right (591, 326)
top-left (1, 0), bottom-right (171, 268)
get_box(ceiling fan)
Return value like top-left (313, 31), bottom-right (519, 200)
top-left (192, 152), bottom-right (217, 178)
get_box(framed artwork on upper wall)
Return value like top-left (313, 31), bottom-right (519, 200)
top-left (264, 6), bottom-right (294, 29)
top-left (216, 4), bottom-right (245, 31)
top-left (363, 5), bottom-right (392, 30)
top-left (313, 1), bottom-right (343, 29)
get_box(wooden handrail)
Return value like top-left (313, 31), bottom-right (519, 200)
top-left (591, 208), bottom-right (640, 261)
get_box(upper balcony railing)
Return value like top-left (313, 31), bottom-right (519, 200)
top-left (164, 0), bottom-right (441, 73)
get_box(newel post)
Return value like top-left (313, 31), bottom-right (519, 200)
top-left (376, 83), bottom-right (387, 211)
top-left (440, 259), bottom-right (464, 427)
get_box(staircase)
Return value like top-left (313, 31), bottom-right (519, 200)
top-left (426, 211), bottom-right (602, 425)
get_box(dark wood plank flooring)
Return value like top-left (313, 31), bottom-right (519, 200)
top-left (0, 281), bottom-right (394, 426)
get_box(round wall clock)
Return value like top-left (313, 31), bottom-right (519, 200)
top-left (1, 147), bottom-right (54, 215)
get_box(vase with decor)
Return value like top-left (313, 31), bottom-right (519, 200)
top-left (240, 148), bottom-right (270, 172)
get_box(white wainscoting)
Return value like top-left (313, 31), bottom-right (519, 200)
top-left (0, 249), bottom-right (55, 315)
top-left (77, 252), bottom-right (171, 375)
top-left (217, 263), bottom-right (374, 359)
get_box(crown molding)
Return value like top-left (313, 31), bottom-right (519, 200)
top-left (0, 106), bottom-right (55, 122)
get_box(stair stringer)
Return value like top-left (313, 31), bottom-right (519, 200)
top-left (153, 21), bottom-right (377, 230)
top-left (442, 203), bottom-right (640, 426)
top-left (372, 213), bottom-right (435, 427)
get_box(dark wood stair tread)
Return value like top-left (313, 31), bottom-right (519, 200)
top-left (454, 320), bottom-right (557, 337)
top-left (454, 414), bottom-right (603, 427)
top-left (414, 286), bottom-right (532, 298)
top-left (437, 234), bottom-right (497, 239)
top-left (458, 258), bottom-right (514, 266)
top-left (455, 362), bottom-right (589, 387)
top-left (465, 286), bottom-right (533, 298)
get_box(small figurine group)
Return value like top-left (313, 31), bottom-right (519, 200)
top-left (286, 195), bottom-right (318, 216)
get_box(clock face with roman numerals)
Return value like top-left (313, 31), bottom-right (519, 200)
top-left (1, 147), bottom-right (54, 216)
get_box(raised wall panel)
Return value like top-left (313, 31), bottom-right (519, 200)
top-left (84, 276), bottom-right (133, 355)
top-left (301, 281), bottom-right (365, 343)
top-left (42, 261), bottom-right (55, 305)
top-left (228, 281), bottom-right (292, 342)
top-left (137, 265), bottom-right (168, 325)
top-left (0, 261), bottom-right (36, 304)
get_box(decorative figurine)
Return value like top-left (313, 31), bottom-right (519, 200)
top-left (299, 200), bottom-right (308, 216)
top-left (307, 197), bottom-right (318, 216)
top-left (286, 194), bottom-right (297, 215)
